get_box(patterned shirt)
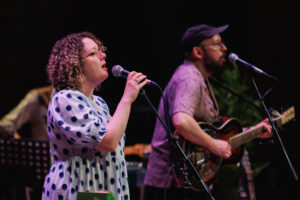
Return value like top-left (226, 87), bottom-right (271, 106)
top-left (144, 60), bottom-right (219, 188)
top-left (42, 89), bottom-right (129, 200)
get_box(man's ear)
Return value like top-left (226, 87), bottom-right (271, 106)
top-left (192, 46), bottom-right (203, 59)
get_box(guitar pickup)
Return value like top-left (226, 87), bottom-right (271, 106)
top-left (196, 159), bottom-right (205, 166)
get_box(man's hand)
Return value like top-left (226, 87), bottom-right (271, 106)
top-left (253, 118), bottom-right (273, 138)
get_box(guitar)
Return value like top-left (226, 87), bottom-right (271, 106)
top-left (173, 106), bottom-right (295, 190)
top-left (124, 143), bottom-right (152, 158)
top-left (241, 149), bottom-right (256, 200)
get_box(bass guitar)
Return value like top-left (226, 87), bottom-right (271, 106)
top-left (173, 106), bottom-right (295, 190)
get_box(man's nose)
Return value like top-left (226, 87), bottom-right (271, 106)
top-left (221, 43), bottom-right (227, 51)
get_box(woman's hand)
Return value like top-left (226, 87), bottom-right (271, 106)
top-left (100, 71), bottom-right (150, 151)
top-left (121, 71), bottom-right (150, 104)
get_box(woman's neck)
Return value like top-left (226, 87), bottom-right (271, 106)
top-left (79, 83), bottom-right (94, 98)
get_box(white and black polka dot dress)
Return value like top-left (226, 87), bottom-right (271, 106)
top-left (42, 89), bottom-right (130, 200)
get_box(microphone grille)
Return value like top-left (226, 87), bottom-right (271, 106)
top-left (111, 65), bottom-right (123, 77)
top-left (228, 53), bottom-right (238, 64)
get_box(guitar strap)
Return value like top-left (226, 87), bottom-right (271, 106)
top-left (205, 80), bottom-right (219, 112)
top-left (209, 78), bottom-right (262, 112)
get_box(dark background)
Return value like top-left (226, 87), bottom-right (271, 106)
top-left (1, 0), bottom-right (299, 199)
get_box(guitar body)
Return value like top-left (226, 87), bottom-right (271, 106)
top-left (174, 117), bottom-right (244, 187)
top-left (173, 107), bottom-right (295, 190)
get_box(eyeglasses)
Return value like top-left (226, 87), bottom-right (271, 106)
top-left (199, 41), bottom-right (226, 50)
top-left (84, 49), bottom-right (106, 58)
top-left (83, 45), bottom-right (107, 58)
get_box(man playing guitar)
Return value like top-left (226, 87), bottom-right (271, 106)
top-left (143, 24), bottom-right (272, 200)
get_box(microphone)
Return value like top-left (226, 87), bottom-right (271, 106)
top-left (111, 65), bottom-right (159, 86)
top-left (228, 53), bottom-right (277, 79)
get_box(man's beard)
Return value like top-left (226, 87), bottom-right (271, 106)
top-left (204, 53), bottom-right (227, 74)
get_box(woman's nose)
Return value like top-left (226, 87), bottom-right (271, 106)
top-left (98, 51), bottom-right (106, 59)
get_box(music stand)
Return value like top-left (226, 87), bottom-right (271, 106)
top-left (0, 138), bottom-right (51, 200)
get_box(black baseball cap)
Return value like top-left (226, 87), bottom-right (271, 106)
top-left (181, 24), bottom-right (229, 55)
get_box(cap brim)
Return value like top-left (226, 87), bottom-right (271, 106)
top-left (209, 24), bottom-right (229, 37)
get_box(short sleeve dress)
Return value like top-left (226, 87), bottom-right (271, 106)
top-left (42, 89), bottom-right (130, 200)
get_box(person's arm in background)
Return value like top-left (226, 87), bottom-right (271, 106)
top-left (0, 89), bottom-right (40, 139)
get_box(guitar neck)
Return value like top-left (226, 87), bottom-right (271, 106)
top-left (229, 106), bottom-right (295, 149)
top-left (229, 125), bottom-right (265, 149)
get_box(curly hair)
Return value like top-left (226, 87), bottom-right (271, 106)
top-left (46, 32), bottom-right (106, 91)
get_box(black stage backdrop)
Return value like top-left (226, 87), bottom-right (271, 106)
top-left (1, 0), bottom-right (299, 199)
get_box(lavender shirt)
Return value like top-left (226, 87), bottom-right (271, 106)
top-left (144, 60), bottom-right (219, 188)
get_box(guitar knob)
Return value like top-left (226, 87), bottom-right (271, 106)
top-left (184, 181), bottom-right (192, 186)
top-left (172, 136), bottom-right (179, 141)
top-left (183, 172), bottom-right (189, 176)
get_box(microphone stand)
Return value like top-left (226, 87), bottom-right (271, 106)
top-left (139, 87), bottom-right (215, 200)
top-left (250, 76), bottom-right (298, 181)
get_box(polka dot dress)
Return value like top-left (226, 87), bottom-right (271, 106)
top-left (42, 89), bottom-right (130, 200)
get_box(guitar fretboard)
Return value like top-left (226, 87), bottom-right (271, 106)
top-left (229, 125), bottom-right (265, 149)
top-left (229, 106), bottom-right (295, 149)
